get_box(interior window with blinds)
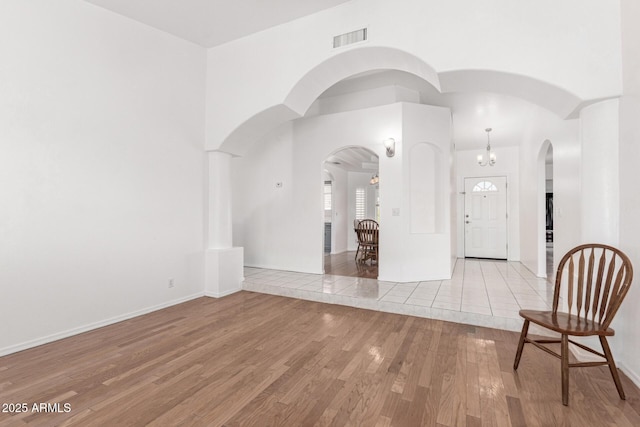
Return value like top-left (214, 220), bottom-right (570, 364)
top-left (324, 181), bottom-right (332, 211)
top-left (355, 187), bottom-right (366, 220)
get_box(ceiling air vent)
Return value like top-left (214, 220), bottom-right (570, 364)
top-left (333, 28), bottom-right (367, 48)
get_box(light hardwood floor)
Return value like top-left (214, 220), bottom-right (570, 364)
top-left (1, 292), bottom-right (639, 426)
top-left (324, 251), bottom-right (378, 279)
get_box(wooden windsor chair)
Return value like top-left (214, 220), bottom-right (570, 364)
top-left (513, 243), bottom-right (633, 405)
top-left (355, 219), bottom-right (379, 264)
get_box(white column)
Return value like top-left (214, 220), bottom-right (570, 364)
top-left (579, 99), bottom-right (620, 245)
top-left (205, 151), bottom-right (243, 297)
top-left (573, 98), bottom-right (621, 363)
top-left (208, 151), bottom-right (233, 248)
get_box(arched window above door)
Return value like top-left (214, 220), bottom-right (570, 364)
top-left (472, 181), bottom-right (498, 192)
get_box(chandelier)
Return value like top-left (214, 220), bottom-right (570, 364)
top-left (477, 127), bottom-right (496, 167)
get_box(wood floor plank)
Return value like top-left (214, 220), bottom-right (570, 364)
top-left (322, 318), bottom-right (412, 425)
top-left (435, 334), bottom-right (465, 426)
top-left (466, 414), bottom-right (482, 427)
top-left (1, 292), bottom-right (640, 426)
top-left (505, 396), bottom-right (527, 427)
top-left (324, 251), bottom-right (378, 279)
top-left (398, 327), bottom-right (427, 402)
top-left (418, 321), bottom-right (443, 388)
top-left (465, 337), bottom-right (482, 419)
top-left (485, 338), bottom-right (512, 426)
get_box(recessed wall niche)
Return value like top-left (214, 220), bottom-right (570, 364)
top-left (409, 142), bottom-right (443, 233)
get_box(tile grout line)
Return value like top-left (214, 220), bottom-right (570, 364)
top-left (478, 260), bottom-right (495, 316)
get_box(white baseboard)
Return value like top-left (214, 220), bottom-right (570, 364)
top-left (566, 340), bottom-right (640, 388)
top-left (204, 286), bottom-right (242, 298)
top-left (619, 361), bottom-right (640, 388)
top-left (0, 292), bottom-right (204, 357)
top-left (569, 342), bottom-right (605, 363)
top-left (330, 249), bottom-right (348, 255)
top-left (522, 329), bottom-right (640, 389)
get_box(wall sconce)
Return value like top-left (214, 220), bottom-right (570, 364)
top-left (384, 138), bottom-right (396, 157)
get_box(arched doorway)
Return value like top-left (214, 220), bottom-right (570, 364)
top-left (323, 146), bottom-right (379, 278)
top-left (544, 143), bottom-right (554, 281)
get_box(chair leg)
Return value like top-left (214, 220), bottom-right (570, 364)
top-left (599, 336), bottom-right (626, 400)
top-left (513, 320), bottom-right (529, 370)
top-left (561, 334), bottom-right (569, 406)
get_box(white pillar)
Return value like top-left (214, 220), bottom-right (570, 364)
top-left (205, 151), bottom-right (243, 297)
top-left (573, 99), bottom-right (621, 363)
top-left (579, 99), bottom-right (620, 245)
top-left (208, 151), bottom-right (233, 248)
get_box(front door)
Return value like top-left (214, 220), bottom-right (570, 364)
top-left (464, 176), bottom-right (507, 259)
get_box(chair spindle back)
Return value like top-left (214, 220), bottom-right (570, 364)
top-left (552, 244), bottom-right (633, 329)
top-left (356, 219), bottom-right (379, 245)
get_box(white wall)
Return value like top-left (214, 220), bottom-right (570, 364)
top-left (307, 85), bottom-right (420, 118)
top-left (618, 0), bottom-right (640, 387)
top-left (378, 103), bottom-right (452, 281)
top-left (579, 100), bottom-right (620, 245)
top-left (456, 147), bottom-right (520, 261)
top-left (325, 164), bottom-right (348, 254)
top-left (206, 0), bottom-right (622, 150)
top-left (231, 122), bottom-right (296, 270)
top-left (0, 0), bottom-right (206, 355)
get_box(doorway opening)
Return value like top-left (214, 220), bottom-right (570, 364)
top-left (323, 176), bottom-right (333, 254)
top-left (322, 146), bottom-right (379, 278)
top-left (544, 144), bottom-right (554, 282)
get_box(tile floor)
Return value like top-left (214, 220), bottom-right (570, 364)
top-left (243, 258), bottom-right (555, 332)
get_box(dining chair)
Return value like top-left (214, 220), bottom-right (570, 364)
top-left (513, 243), bottom-right (633, 405)
top-left (355, 219), bottom-right (379, 264)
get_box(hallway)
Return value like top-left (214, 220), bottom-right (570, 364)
top-left (244, 258), bottom-right (553, 332)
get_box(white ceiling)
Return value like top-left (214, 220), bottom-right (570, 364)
top-left (85, 0), bottom-right (351, 47)
top-left (443, 92), bottom-right (539, 151)
top-left (325, 147), bottom-right (378, 173)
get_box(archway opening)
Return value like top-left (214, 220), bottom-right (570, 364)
top-left (537, 140), bottom-right (554, 280)
top-left (544, 144), bottom-right (554, 282)
top-left (322, 146), bottom-right (379, 279)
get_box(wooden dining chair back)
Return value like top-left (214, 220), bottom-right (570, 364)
top-left (513, 243), bottom-right (633, 405)
top-left (355, 219), bottom-right (379, 263)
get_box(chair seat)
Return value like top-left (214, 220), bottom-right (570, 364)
top-left (519, 310), bottom-right (615, 337)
